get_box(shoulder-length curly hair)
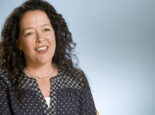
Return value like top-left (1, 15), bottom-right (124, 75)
top-left (0, 0), bottom-right (82, 98)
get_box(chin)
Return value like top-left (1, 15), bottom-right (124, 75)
top-left (36, 56), bottom-right (53, 65)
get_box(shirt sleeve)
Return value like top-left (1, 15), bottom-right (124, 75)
top-left (81, 76), bottom-right (97, 115)
top-left (0, 79), bottom-right (11, 115)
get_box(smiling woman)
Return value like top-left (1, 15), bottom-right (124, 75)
top-left (0, 0), bottom-right (96, 115)
top-left (18, 10), bottom-right (56, 70)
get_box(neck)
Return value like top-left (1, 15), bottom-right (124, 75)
top-left (25, 62), bottom-right (55, 76)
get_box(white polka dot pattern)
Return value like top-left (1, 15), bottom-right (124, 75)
top-left (0, 68), bottom-right (96, 115)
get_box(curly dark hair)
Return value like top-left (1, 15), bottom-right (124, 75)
top-left (0, 0), bottom-right (86, 99)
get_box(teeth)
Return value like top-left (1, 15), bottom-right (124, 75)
top-left (36, 46), bottom-right (47, 51)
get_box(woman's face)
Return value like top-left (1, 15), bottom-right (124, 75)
top-left (18, 10), bottom-right (56, 67)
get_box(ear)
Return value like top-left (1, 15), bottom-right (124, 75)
top-left (16, 40), bottom-right (22, 50)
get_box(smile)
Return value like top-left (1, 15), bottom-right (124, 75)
top-left (35, 46), bottom-right (48, 54)
top-left (36, 46), bottom-right (48, 51)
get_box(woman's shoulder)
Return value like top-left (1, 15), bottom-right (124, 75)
top-left (0, 69), bottom-right (11, 88)
top-left (60, 67), bottom-right (90, 90)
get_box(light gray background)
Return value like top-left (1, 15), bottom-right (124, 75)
top-left (0, 0), bottom-right (155, 115)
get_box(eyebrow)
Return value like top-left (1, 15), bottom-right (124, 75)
top-left (41, 24), bottom-right (52, 27)
top-left (22, 24), bottom-right (52, 32)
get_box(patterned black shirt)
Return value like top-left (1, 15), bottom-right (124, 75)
top-left (0, 68), bottom-right (96, 115)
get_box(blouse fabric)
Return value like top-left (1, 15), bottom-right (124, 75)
top-left (0, 68), bottom-right (96, 115)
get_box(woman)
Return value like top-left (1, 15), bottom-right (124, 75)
top-left (0, 0), bottom-right (96, 115)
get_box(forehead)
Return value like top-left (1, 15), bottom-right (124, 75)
top-left (19, 10), bottom-right (51, 29)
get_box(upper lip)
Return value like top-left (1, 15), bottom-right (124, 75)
top-left (35, 45), bottom-right (48, 50)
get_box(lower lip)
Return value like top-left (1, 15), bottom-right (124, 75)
top-left (36, 47), bottom-right (48, 54)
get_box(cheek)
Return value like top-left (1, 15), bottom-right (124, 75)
top-left (48, 37), bottom-right (56, 53)
top-left (47, 34), bottom-right (56, 45)
top-left (22, 40), bottom-right (34, 52)
top-left (52, 38), bottom-right (56, 49)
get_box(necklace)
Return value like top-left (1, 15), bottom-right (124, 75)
top-left (23, 67), bottom-right (55, 79)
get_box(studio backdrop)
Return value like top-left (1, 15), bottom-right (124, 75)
top-left (0, 0), bottom-right (154, 115)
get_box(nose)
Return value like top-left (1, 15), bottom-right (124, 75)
top-left (36, 31), bottom-right (44, 43)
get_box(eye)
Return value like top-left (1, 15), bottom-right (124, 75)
top-left (44, 28), bottom-right (51, 32)
top-left (25, 32), bottom-right (33, 37)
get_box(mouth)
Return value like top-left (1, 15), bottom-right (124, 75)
top-left (35, 46), bottom-right (48, 53)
